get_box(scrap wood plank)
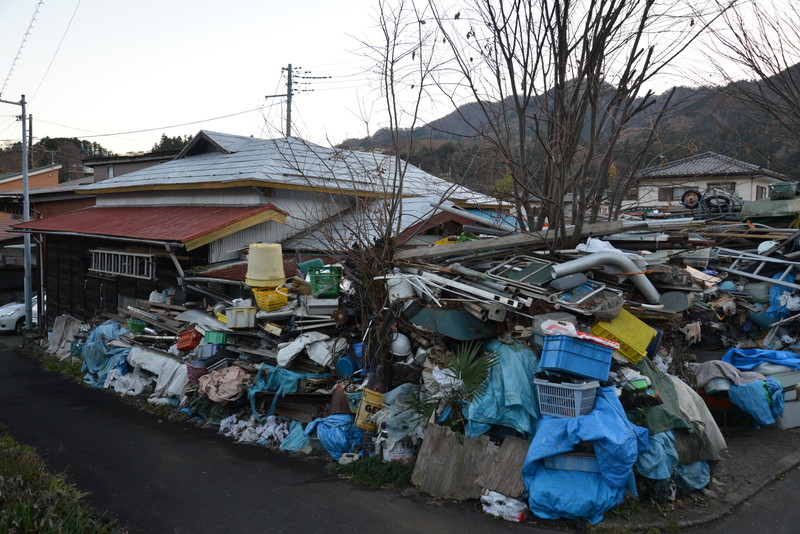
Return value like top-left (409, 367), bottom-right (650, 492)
top-left (121, 307), bottom-right (182, 334)
top-left (411, 424), bottom-right (499, 501)
top-left (474, 436), bottom-right (530, 499)
top-left (394, 221), bottom-right (624, 261)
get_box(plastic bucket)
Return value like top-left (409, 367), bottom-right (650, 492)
top-left (345, 391), bottom-right (362, 413)
top-left (354, 388), bottom-right (383, 431)
top-left (245, 243), bottom-right (286, 288)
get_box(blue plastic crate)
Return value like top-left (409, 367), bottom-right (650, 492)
top-left (540, 335), bottom-right (613, 381)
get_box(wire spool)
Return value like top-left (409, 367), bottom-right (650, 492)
top-left (681, 190), bottom-right (701, 209)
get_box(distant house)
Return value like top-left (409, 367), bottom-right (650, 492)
top-left (633, 152), bottom-right (788, 211)
top-left (12, 131), bottom-right (498, 325)
top-left (0, 164), bottom-right (62, 222)
top-left (83, 150), bottom-right (180, 182)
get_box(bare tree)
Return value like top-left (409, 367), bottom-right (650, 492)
top-left (424, 0), bottom-right (722, 245)
top-left (709, 0), bottom-right (800, 149)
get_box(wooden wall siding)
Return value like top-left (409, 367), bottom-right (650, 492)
top-left (37, 198), bottom-right (96, 218)
top-left (44, 235), bottom-right (195, 326)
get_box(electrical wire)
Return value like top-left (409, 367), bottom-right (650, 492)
top-left (1, 0), bottom-right (45, 98)
top-left (35, 106), bottom-right (266, 139)
top-left (31, 0), bottom-right (82, 103)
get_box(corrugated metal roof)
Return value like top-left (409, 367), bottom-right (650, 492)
top-left (11, 205), bottom-right (287, 250)
top-left (79, 131), bottom-right (495, 205)
top-left (282, 196), bottom-right (455, 252)
top-left (637, 152), bottom-right (787, 180)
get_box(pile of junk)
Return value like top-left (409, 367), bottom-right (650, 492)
top-left (40, 222), bottom-right (800, 525)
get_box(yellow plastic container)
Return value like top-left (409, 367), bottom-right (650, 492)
top-left (252, 286), bottom-right (289, 311)
top-left (590, 308), bottom-right (656, 364)
top-left (245, 243), bottom-right (286, 288)
top-left (354, 388), bottom-right (383, 431)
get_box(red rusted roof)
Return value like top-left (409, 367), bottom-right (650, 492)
top-left (11, 205), bottom-right (287, 250)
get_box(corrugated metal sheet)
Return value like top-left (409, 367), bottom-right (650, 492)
top-left (282, 196), bottom-right (455, 252)
top-left (12, 205), bottom-right (284, 247)
top-left (638, 152), bottom-right (786, 180)
top-left (79, 131), bottom-right (496, 205)
top-left (97, 188), bottom-right (265, 207)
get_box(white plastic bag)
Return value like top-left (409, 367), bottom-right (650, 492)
top-left (480, 490), bottom-right (528, 522)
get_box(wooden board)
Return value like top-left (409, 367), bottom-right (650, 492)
top-left (411, 424), bottom-right (499, 501)
top-left (394, 221), bottom-right (624, 261)
top-left (474, 436), bottom-right (530, 498)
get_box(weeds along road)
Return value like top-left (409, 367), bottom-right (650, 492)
top-left (0, 335), bottom-right (556, 534)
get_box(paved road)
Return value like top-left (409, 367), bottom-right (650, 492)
top-left (0, 336), bottom-right (555, 534)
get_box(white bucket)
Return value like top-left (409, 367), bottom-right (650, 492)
top-left (246, 243), bottom-right (285, 288)
top-left (386, 274), bottom-right (415, 301)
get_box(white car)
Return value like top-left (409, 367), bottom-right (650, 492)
top-left (0, 296), bottom-right (39, 334)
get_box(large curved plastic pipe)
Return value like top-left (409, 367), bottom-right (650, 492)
top-left (549, 252), bottom-right (661, 305)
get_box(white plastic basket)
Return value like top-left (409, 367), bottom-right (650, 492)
top-left (535, 378), bottom-right (599, 418)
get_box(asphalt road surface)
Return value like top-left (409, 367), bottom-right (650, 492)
top-left (0, 335), bottom-right (557, 534)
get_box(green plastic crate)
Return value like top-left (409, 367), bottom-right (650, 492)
top-left (309, 266), bottom-right (342, 297)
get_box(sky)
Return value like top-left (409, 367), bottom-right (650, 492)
top-left (0, 0), bottom-right (388, 154)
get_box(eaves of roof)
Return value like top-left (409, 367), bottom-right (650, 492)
top-left (11, 205), bottom-right (287, 251)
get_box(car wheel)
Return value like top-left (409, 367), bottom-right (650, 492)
top-left (14, 318), bottom-right (24, 335)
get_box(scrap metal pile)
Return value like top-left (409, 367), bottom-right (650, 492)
top-left (44, 221), bottom-right (800, 525)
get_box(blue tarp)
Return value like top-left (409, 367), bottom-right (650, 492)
top-left (728, 377), bottom-right (784, 427)
top-left (675, 461), bottom-right (711, 491)
top-left (766, 272), bottom-right (795, 320)
top-left (248, 364), bottom-right (329, 421)
top-left (304, 413), bottom-right (363, 460)
top-left (722, 348), bottom-right (800, 371)
top-left (636, 431), bottom-right (679, 480)
top-left (521, 387), bottom-right (649, 524)
top-left (465, 339), bottom-right (540, 439)
top-left (280, 420), bottom-right (311, 452)
top-left (81, 320), bottom-right (130, 388)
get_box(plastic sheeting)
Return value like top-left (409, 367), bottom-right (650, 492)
top-left (199, 366), bottom-right (251, 404)
top-left (728, 377), bottom-right (784, 427)
top-left (521, 387), bottom-right (648, 524)
top-left (766, 272), bottom-right (796, 320)
top-left (247, 364), bottom-right (329, 421)
top-left (636, 431), bottom-right (679, 480)
top-left (279, 420), bottom-right (311, 452)
top-left (465, 339), bottom-right (540, 439)
top-left (81, 321), bottom-right (130, 388)
top-left (304, 413), bottom-right (364, 460)
top-left (674, 461), bottom-right (711, 491)
top-left (722, 348), bottom-right (800, 371)
top-left (373, 384), bottom-right (425, 450)
top-left (668, 376), bottom-right (727, 461)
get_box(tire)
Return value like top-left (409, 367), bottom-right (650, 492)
top-left (14, 317), bottom-right (25, 335)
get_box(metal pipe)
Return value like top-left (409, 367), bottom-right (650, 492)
top-left (550, 252), bottom-right (661, 304)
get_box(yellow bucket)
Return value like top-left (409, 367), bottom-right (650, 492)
top-left (354, 388), bottom-right (383, 431)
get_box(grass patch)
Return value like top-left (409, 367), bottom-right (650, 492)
top-left (330, 456), bottom-right (414, 489)
top-left (0, 429), bottom-right (121, 533)
top-left (605, 498), bottom-right (646, 520)
top-left (41, 356), bottom-right (85, 381)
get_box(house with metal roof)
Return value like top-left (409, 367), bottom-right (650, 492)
top-left (11, 131), bottom-right (498, 324)
top-left (633, 152), bottom-right (788, 211)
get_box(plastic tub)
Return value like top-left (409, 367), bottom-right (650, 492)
top-left (225, 307), bottom-right (257, 329)
top-left (126, 318), bottom-right (147, 333)
top-left (204, 331), bottom-right (227, 344)
top-left (309, 266), bottom-right (342, 298)
top-left (540, 335), bottom-right (613, 381)
top-left (177, 329), bottom-right (203, 351)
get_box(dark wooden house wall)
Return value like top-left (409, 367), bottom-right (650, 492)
top-left (43, 234), bottom-right (195, 327)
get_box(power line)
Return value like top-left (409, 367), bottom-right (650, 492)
top-left (1, 0), bottom-right (45, 98)
top-left (31, 0), bottom-right (82, 103)
top-left (35, 106), bottom-right (266, 139)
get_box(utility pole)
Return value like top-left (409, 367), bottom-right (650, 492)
top-left (28, 114), bottom-right (33, 168)
top-left (265, 63), bottom-right (294, 137)
top-left (0, 94), bottom-right (32, 331)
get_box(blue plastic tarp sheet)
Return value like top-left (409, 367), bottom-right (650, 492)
top-left (766, 272), bottom-right (795, 320)
top-left (248, 364), bottom-right (329, 422)
top-left (636, 430), bottom-right (679, 480)
top-left (81, 320), bottom-right (130, 388)
top-left (521, 386), bottom-right (649, 524)
top-left (465, 339), bottom-right (539, 439)
top-left (728, 377), bottom-right (784, 427)
top-left (279, 420), bottom-right (311, 452)
top-left (675, 461), bottom-right (711, 491)
top-left (722, 348), bottom-right (800, 371)
top-left (304, 413), bottom-right (363, 460)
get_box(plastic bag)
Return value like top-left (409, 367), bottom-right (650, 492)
top-left (480, 490), bottom-right (528, 522)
